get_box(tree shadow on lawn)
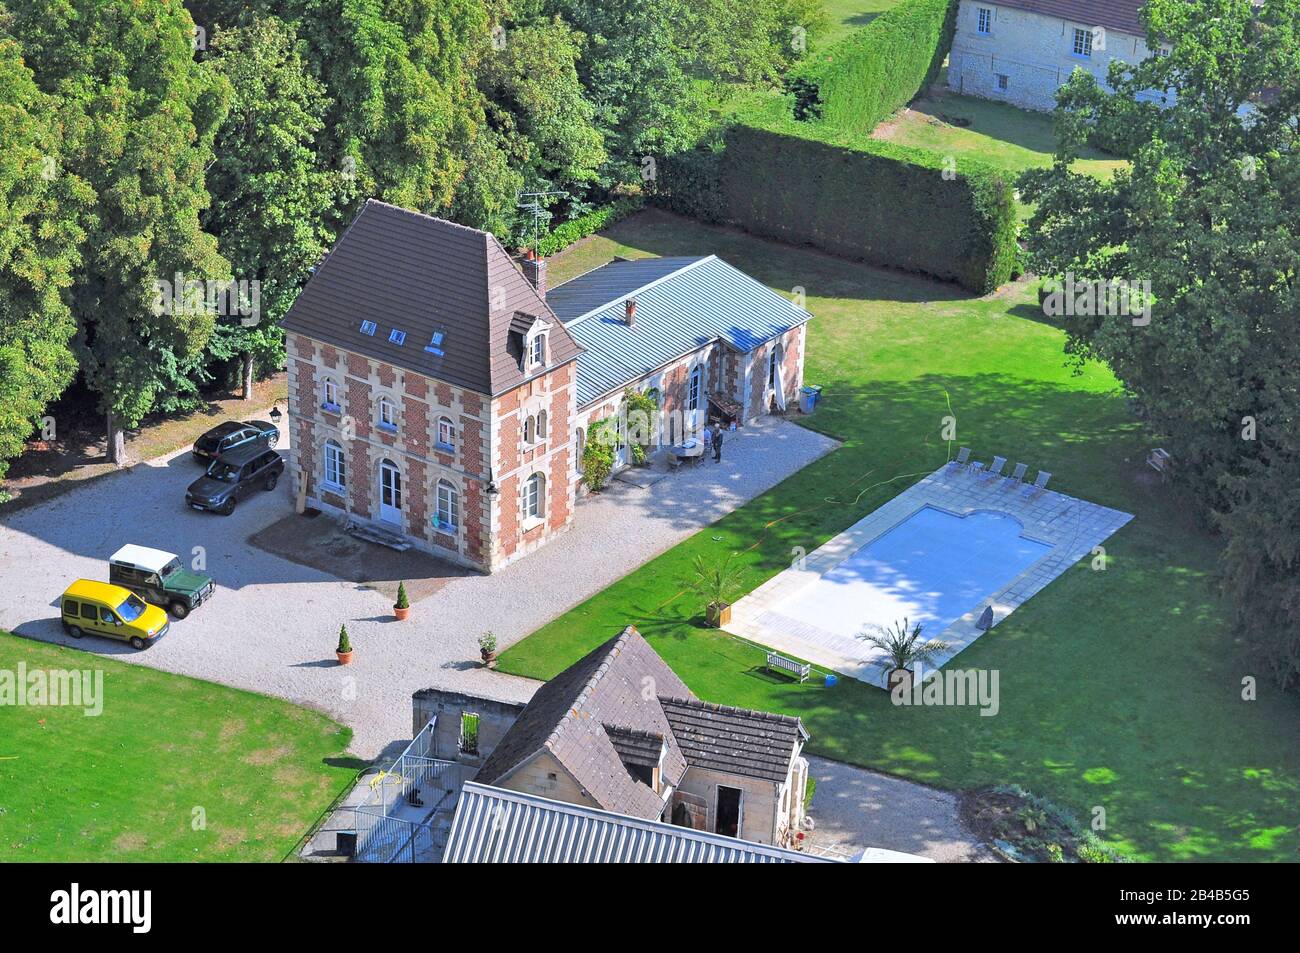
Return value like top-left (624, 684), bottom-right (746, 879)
top-left (591, 209), bottom-right (976, 306)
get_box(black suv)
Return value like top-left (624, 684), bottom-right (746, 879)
top-left (186, 444), bottom-right (284, 515)
top-left (192, 420), bottom-right (278, 465)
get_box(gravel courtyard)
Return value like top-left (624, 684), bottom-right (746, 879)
top-left (0, 416), bottom-right (837, 758)
top-left (804, 756), bottom-right (998, 863)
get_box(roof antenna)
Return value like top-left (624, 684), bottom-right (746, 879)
top-left (516, 189), bottom-right (569, 256)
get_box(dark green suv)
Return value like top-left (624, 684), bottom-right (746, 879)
top-left (108, 544), bottom-right (215, 619)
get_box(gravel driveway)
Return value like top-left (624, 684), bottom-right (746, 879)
top-left (804, 756), bottom-right (997, 863)
top-left (0, 415), bottom-right (837, 759)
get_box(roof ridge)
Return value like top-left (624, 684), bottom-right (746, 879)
top-left (560, 255), bottom-right (716, 327)
top-left (544, 626), bottom-right (640, 753)
top-left (659, 695), bottom-right (805, 726)
top-left (362, 198), bottom-right (492, 238)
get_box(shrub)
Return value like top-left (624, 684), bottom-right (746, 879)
top-left (478, 631), bottom-right (497, 655)
top-left (336, 625), bottom-right (351, 654)
top-left (657, 98), bottom-right (1017, 292)
top-left (788, 0), bottom-right (958, 133)
top-left (581, 417), bottom-right (617, 491)
top-left (394, 582), bottom-right (409, 610)
top-left (532, 198), bottom-right (644, 258)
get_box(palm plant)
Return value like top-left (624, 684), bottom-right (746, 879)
top-left (691, 553), bottom-right (745, 607)
top-left (858, 618), bottom-right (949, 673)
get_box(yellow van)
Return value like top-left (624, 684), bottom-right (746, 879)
top-left (60, 579), bottom-right (170, 650)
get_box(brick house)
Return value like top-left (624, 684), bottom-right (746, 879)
top-left (947, 1), bottom-right (1167, 112)
top-left (282, 200), bottom-right (810, 572)
top-left (414, 626), bottom-right (812, 848)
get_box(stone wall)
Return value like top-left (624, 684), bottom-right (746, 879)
top-left (948, 1), bottom-right (1158, 112)
top-left (411, 688), bottom-right (527, 770)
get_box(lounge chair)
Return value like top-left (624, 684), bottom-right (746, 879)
top-left (967, 460), bottom-right (986, 478)
top-left (981, 455), bottom-right (1007, 481)
top-left (1002, 462), bottom-right (1028, 490)
top-left (948, 446), bottom-right (972, 470)
top-left (1022, 470), bottom-right (1051, 499)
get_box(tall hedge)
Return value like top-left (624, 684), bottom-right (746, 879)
top-left (656, 98), bottom-right (1017, 293)
top-left (789, 0), bottom-right (958, 132)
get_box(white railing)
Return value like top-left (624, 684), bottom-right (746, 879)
top-left (353, 718), bottom-right (465, 863)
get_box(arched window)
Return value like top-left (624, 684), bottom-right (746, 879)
top-left (324, 439), bottom-right (346, 488)
top-left (322, 377), bottom-right (339, 409)
top-left (688, 365), bottom-right (702, 414)
top-left (575, 427), bottom-right (586, 474)
top-left (437, 416), bottom-right (455, 451)
top-left (536, 409), bottom-right (547, 440)
top-left (524, 472), bottom-right (545, 520)
top-left (377, 396), bottom-right (397, 430)
top-left (435, 480), bottom-right (459, 532)
top-left (523, 414), bottom-right (535, 444)
top-left (528, 332), bottom-right (546, 367)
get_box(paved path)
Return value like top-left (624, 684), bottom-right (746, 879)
top-left (804, 756), bottom-right (997, 863)
top-left (0, 417), bottom-right (837, 759)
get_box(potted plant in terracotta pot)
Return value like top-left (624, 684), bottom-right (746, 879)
top-left (478, 631), bottom-right (498, 669)
top-left (690, 553), bottom-right (745, 628)
top-left (857, 618), bottom-right (949, 694)
top-left (336, 624), bottom-right (354, 665)
top-left (393, 582), bottom-right (410, 621)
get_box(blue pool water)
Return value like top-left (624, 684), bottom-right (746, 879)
top-left (777, 506), bottom-right (1051, 640)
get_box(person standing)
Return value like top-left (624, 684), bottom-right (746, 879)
top-left (713, 423), bottom-right (724, 462)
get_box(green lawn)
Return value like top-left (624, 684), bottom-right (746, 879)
top-left (817, 0), bottom-right (905, 46)
top-left (0, 631), bottom-right (361, 861)
top-left (873, 89), bottom-right (1126, 220)
top-left (508, 209), bottom-right (1300, 863)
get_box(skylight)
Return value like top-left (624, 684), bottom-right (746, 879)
top-left (360, 320), bottom-right (377, 336)
top-left (424, 330), bottom-right (446, 355)
top-left (389, 329), bottom-right (406, 346)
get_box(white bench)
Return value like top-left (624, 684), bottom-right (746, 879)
top-left (766, 652), bottom-right (811, 683)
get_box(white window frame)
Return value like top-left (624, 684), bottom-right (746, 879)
top-left (996, 73), bottom-right (1009, 91)
top-left (528, 332), bottom-right (546, 368)
top-left (536, 409), bottom-right (547, 440)
top-left (437, 416), bottom-right (455, 451)
top-left (1073, 27), bottom-right (1092, 58)
top-left (523, 472), bottom-right (545, 523)
top-left (323, 439), bottom-right (346, 489)
top-left (688, 365), bottom-right (702, 415)
top-left (976, 7), bottom-right (991, 34)
top-left (322, 377), bottom-right (339, 410)
top-left (435, 480), bottom-right (459, 533)
top-left (377, 396), bottom-right (397, 430)
top-left (458, 712), bottom-right (480, 755)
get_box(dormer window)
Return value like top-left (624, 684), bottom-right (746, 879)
top-left (360, 320), bottom-right (378, 336)
top-left (528, 332), bottom-right (546, 368)
top-left (425, 330), bottom-right (446, 355)
top-left (389, 328), bottom-right (406, 345)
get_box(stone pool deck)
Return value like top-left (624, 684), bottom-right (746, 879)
top-left (728, 464), bottom-right (1133, 687)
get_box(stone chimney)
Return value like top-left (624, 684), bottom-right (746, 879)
top-left (624, 298), bottom-right (637, 326)
top-left (521, 248), bottom-right (547, 299)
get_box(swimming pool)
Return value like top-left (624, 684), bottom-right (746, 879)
top-left (775, 506), bottom-right (1050, 642)
top-left (728, 464), bottom-right (1134, 685)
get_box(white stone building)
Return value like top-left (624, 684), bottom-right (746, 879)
top-left (947, 0), bottom-right (1168, 112)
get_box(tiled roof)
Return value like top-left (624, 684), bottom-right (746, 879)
top-left (658, 697), bottom-right (809, 783)
top-left (473, 627), bottom-right (692, 820)
top-left (547, 256), bottom-right (812, 407)
top-left (989, 0), bottom-right (1147, 36)
top-left (442, 782), bottom-right (834, 863)
top-left (604, 725), bottom-right (665, 768)
top-left (280, 200), bottom-right (582, 396)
